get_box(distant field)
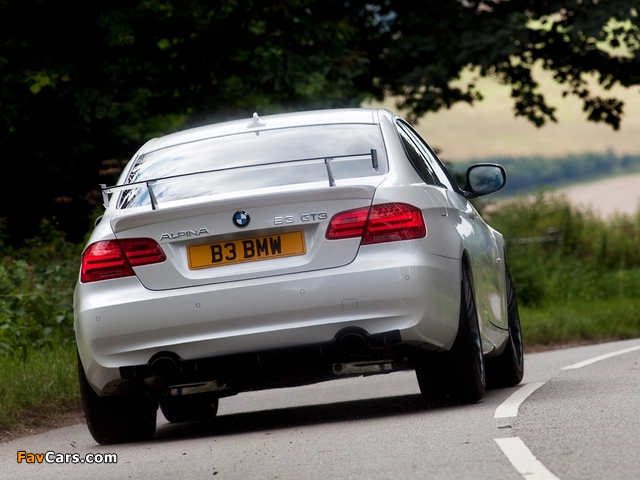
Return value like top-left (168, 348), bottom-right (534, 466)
top-left (366, 67), bottom-right (640, 162)
top-left (534, 172), bottom-right (640, 219)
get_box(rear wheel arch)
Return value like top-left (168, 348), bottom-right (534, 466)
top-left (486, 265), bottom-right (524, 388)
top-left (78, 352), bottom-right (158, 445)
top-left (460, 250), bottom-right (498, 350)
top-left (415, 260), bottom-right (486, 405)
top-left (459, 251), bottom-right (477, 330)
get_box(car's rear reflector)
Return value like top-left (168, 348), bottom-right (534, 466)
top-left (81, 239), bottom-right (166, 283)
top-left (326, 203), bottom-right (426, 244)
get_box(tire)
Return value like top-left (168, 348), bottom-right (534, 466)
top-left (416, 264), bottom-right (486, 405)
top-left (78, 353), bottom-right (158, 445)
top-left (486, 266), bottom-right (524, 388)
top-left (160, 393), bottom-right (219, 423)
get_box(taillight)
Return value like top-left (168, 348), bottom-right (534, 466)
top-left (325, 207), bottom-right (370, 240)
top-left (363, 203), bottom-right (426, 244)
top-left (81, 238), bottom-right (166, 283)
top-left (326, 203), bottom-right (426, 245)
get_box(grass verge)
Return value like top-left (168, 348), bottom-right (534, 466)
top-left (0, 343), bottom-right (81, 442)
top-left (521, 299), bottom-right (640, 347)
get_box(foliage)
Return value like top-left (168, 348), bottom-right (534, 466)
top-left (485, 193), bottom-right (640, 308)
top-left (455, 151), bottom-right (640, 195)
top-left (0, 224), bottom-right (80, 432)
top-left (1, 0), bottom-right (639, 242)
top-left (0, 0), bottom-right (367, 241)
top-left (0, 223), bottom-right (79, 359)
top-left (366, 0), bottom-right (640, 128)
top-left (485, 193), bottom-right (640, 346)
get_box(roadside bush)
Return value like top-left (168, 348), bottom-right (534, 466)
top-left (482, 193), bottom-right (640, 346)
top-left (0, 222), bottom-right (80, 359)
top-left (485, 193), bottom-right (640, 309)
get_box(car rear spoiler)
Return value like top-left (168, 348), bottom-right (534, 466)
top-left (101, 149), bottom-right (379, 210)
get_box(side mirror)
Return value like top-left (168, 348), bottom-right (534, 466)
top-left (462, 164), bottom-right (506, 198)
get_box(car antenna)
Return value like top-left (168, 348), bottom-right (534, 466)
top-left (247, 112), bottom-right (266, 128)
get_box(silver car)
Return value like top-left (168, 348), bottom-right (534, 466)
top-left (75, 108), bottom-right (523, 444)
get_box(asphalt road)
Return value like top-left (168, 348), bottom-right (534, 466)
top-left (3, 338), bottom-right (640, 480)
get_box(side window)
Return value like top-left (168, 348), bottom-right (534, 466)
top-left (397, 120), bottom-right (458, 191)
top-left (420, 139), bottom-right (458, 191)
top-left (396, 122), bottom-right (440, 186)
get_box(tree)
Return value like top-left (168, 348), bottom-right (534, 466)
top-left (1, 0), bottom-right (638, 242)
top-left (0, 0), bottom-right (367, 241)
top-left (358, 0), bottom-right (640, 128)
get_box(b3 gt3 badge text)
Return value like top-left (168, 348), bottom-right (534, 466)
top-left (274, 212), bottom-right (327, 224)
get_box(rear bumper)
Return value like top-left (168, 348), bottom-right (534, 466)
top-left (115, 328), bottom-right (416, 397)
top-left (75, 245), bottom-right (461, 394)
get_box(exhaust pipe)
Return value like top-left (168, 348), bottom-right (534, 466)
top-left (150, 356), bottom-right (178, 377)
top-left (338, 332), bottom-right (367, 355)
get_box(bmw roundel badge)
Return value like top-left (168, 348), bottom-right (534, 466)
top-left (233, 210), bottom-right (250, 228)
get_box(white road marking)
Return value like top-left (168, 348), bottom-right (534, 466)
top-left (561, 345), bottom-right (640, 370)
top-left (495, 437), bottom-right (561, 480)
top-left (495, 382), bottom-right (545, 419)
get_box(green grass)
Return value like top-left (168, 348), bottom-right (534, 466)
top-left (0, 343), bottom-right (80, 432)
top-left (0, 223), bottom-right (81, 436)
top-left (521, 299), bottom-right (640, 347)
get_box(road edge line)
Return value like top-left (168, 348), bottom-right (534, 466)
top-left (562, 345), bottom-right (640, 370)
top-left (495, 437), bottom-right (561, 480)
top-left (495, 382), bottom-right (545, 419)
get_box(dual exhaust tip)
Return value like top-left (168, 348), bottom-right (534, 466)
top-left (148, 329), bottom-right (370, 378)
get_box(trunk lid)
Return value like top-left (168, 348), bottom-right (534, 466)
top-left (110, 183), bottom-right (379, 290)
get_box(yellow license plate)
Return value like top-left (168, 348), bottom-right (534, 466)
top-left (188, 231), bottom-right (306, 270)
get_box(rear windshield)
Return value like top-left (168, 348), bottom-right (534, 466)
top-left (117, 124), bottom-right (387, 209)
